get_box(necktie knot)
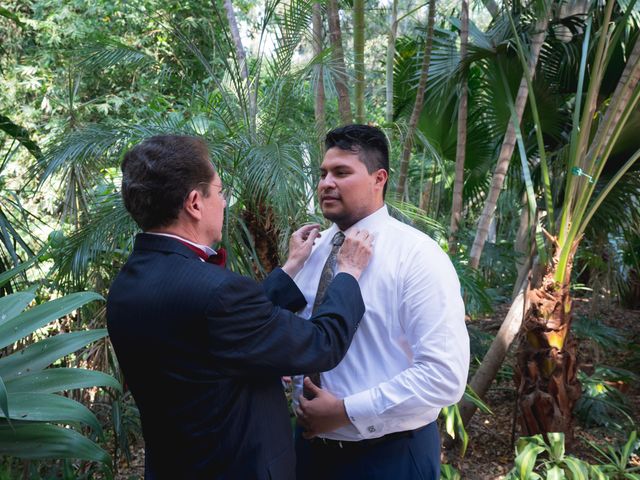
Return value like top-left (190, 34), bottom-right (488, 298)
top-left (332, 231), bottom-right (345, 247)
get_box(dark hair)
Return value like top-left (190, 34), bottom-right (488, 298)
top-left (325, 124), bottom-right (389, 196)
top-left (121, 135), bottom-right (214, 230)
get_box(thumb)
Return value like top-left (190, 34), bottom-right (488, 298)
top-left (304, 376), bottom-right (322, 395)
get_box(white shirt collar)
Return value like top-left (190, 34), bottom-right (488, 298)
top-left (331, 204), bottom-right (390, 236)
top-left (146, 232), bottom-right (217, 257)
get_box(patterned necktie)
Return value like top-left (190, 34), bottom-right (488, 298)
top-left (304, 231), bottom-right (345, 399)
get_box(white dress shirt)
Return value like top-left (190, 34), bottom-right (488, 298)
top-left (292, 205), bottom-right (470, 441)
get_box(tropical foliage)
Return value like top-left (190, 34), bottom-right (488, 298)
top-left (0, 266), bottom-right (117, 476)
top-left (1, 0), bottom-right (639, 477)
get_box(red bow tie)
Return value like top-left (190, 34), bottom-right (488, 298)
top-left (177, 240), bottom-right (227, 267)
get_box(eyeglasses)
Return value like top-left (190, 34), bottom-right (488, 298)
top-left (211, 182), bottom-right (232, 202)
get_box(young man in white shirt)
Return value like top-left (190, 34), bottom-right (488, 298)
top-left (293, 124), bottom-right (470, 480)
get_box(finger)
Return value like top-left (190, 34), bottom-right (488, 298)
top-left (303, 376), bottom-right (322, 396)
top-left (295, 406), bottom-right (304, 418)
top-left (297, 223), bottom-right (321, 238)
top-left (303, 227), bottom-right (321, 245)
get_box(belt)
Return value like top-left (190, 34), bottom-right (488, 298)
top-left (309, 425), bottom-right (426, 450)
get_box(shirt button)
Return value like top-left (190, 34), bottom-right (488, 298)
top-left (367, 426), bottom-right (376, 433)
top-left (349, 416), bottom-right (356, 422)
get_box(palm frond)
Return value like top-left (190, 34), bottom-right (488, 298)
top-left (78, 39), bottom-right (155, 71)
top-left (50, 192), bottom-right (137, 288)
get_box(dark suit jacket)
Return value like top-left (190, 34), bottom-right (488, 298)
top-left (106, 233), bottom-right (364, 480)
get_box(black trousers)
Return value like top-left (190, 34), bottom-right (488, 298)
top-left (295, 422), bottom-right (440, 480)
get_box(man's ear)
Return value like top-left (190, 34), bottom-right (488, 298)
top-left (374, 169), bottom-right (388, 191)
top-left (183, 189), bottom-right (203, 221)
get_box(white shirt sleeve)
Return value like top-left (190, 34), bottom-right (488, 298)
top-left (343, 243), bottom-right (470, 438)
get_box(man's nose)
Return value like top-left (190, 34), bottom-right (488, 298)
top-left (319, 175), bottom-right (335, 190)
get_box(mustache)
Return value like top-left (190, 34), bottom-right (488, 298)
top-left (320, 193), bottom-right (340, 201)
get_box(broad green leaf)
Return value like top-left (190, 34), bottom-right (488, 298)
top-left (0, 292), bottom-right (103, 350)
top-left (562, 457), bottom-right (589, 480)
top-left (0, 330), bottom-right (108, 380)
top-left (514, 442), bottom-right (546, 479)
top-left (590, 465), bottom-right (608, 480)
top-left (545, 465), bottom-right (565, 480)
top-left (0, 292), bottom-right (35, 325)
top-left (5, 368), bottom-right (121, 394)
top-left (0, 375), bottom-right (9, 424)
top-left (444, 405), bottom-right (455, 437)
top-left (0, 423), bottom-right (111, 465)
top-left (516, 435), bottom-right (546, 455)
top-left (548, 432), bottom-right (565, 461)
top-left (463, 384), bottom-right (493, 414)
top-left (440, 464), bottom-right (461, 480)
top-left (621, 431), bottom-right (637, 464)
top-left (1, 392), bottom-right (101, 435)
top-left (0, 256), bottom-right (38, 288)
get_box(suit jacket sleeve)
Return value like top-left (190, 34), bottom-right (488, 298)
top-left (262, 267), bottom-right (307, 312)
top-left (205, 272), bottom-right (364, 377)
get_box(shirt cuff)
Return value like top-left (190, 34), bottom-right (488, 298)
top-left (343, 390), bottom-right (384, 438)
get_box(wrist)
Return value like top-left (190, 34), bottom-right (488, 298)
top-left (337, 266), bottom-right (361, 280)
top-left (337, 399), bottom-right (350, 428)
top-left (281, 260), bottom-right (300, 278)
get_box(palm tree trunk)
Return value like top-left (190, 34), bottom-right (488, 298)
top-left (353, 0), bottom-right (365, 123)
top-left (448, 0), bottom-right (469, 253)
top-left (515, 264), bottom-right (582, 438)
top-left (222, 0), bottom-right (256, 130)
top-left (313, 2), bottom-right (326, 152)
top-left (468, 15), bottom-right (549, 269)
top-left (327, 0), bottom-right (352, 124)
top-left (385, 0), bottom-right (399, 125)
top-left (242, 203), bottom-right (280, 277)
top-left (396, 0), bottom-right (436, 199)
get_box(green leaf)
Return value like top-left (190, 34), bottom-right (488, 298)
top-left (0, 292), bottom-right (35, 325)
top-left (5, 368), bottom-right (121, 394)
top-left (0, 256), bottom-right (38, 288)
top-left (548, 432), bottom-right (566, 461)
top-left (0, 330), bottom-right (108, 380)
top-left (545, 465), bottom-right (565, 480)
top-left (0, 423), bottom-right (111, 465)
top-left (463, 384), bottom-right (494, 414)
top-left (621, 431), bottom-right (637, 465)
top-left (589, 465), bottom-right (607, 480)
top-left (562, 457), bottom-right (589, 480)
top-left (0, 375), bottom-right (9, 425)
top-left (0, 292), bottom-right (103, 350)
top-left (513, 442), bottom-right (546, 479)
top-left (0, 7), bottom-right (25, 28)
top-left (516, 435), bottom-right (546, 455)
top-left (1, 392), bottom-right (101, 435)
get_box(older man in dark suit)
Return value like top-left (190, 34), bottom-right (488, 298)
top-left (106, 135), bottom-right (372, 479)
